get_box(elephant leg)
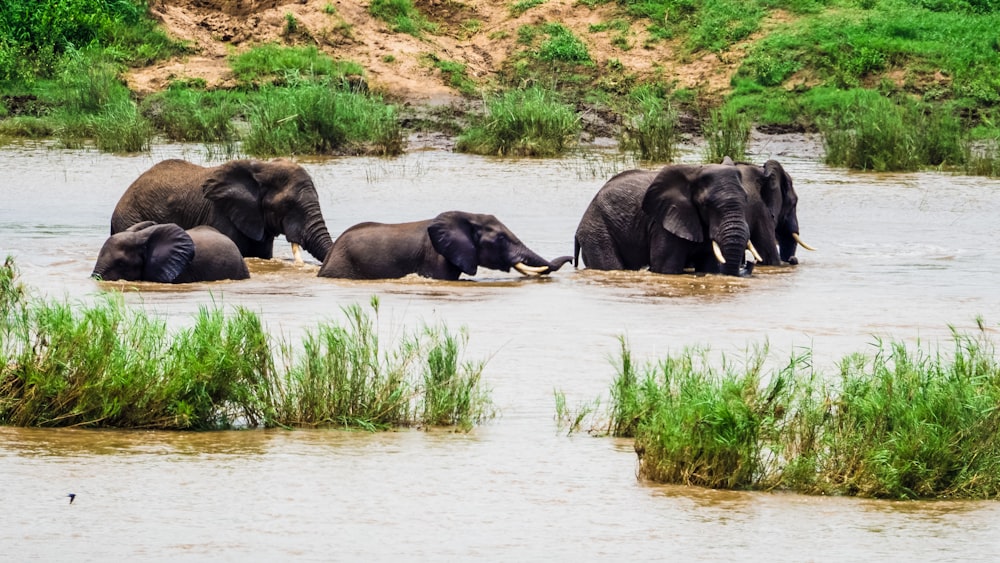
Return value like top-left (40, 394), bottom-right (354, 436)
top-left (648, 232), bottom-right (695, 274)
top-left (580, 232), bottom-right (627, 270)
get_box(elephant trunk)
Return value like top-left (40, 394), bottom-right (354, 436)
top-left (509, 246), bottom-right (568, 276)
top-left (296, 202), bottom-right (334, 262)
top-left (715, 214), bottom-right (752, 277)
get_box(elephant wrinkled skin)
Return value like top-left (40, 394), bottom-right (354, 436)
top-left (92, 222), bottom-right (249, 283)
top-left (110, 158), bottom-right (334, 263)
top-left (319, 211), bottom-right (573, 280)
top-left (574, 164), bottom-right (754, 276)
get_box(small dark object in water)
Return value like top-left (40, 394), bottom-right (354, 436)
top-left (67, 493), bottom-right (75, 504)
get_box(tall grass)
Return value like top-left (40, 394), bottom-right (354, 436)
top-left (0, 258), bottom-right (493, 431)
top-left (242, 84), bottom-right (402, 156)
top-left (601, 322), bottom-right (1000, 499)
top-left (703, 104), bottom-right (751, 163)
top-left (819, 91), bottom-right (966, 171)
top-left (456, 86), bottom-right (580, 157)
top-left (618, 87), bottom-right (679, 162)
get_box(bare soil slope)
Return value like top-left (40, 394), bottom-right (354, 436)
top-left (132, 0), bottom-right (759, 104)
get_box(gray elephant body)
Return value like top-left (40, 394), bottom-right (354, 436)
top-left (110, 158), bottom-right (333, 262)
top-left (723, 157), bottom-right (804, 265)
top-left (574, 164), bottom-right (753, 276)
top-left (92, 222), bottom-right (249, 283)
top-left (319, 211), bottom-right (572, 280)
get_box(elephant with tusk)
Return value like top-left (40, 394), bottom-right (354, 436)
top-left (319, 211), bottom-right (573, 280)
top-left (574, 164), bottom-right (756, 276)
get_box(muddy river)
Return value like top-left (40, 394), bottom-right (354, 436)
top-left (2, 138), bottom-right (999, 560)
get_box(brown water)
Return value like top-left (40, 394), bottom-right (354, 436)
top-left (2, 139), bottom-right (1000, 560)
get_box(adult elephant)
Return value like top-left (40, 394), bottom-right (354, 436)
top-left (722, 156), bottom-right (815, 265)
top-left (574, 164), bottom-right (756, 276)
top-left (319, 211), bottom-right (573, 280)
top-left (92, 222), bottom-right (249, 283)
top-left (110, 158), bottom-right (333, 263)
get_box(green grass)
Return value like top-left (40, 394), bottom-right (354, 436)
top-left (142, 85), bottom-right (243, 143)
top-left (618, 85), bottom-right (680, 162)
top-left (703, 103), bottom-right (751, 162)
top-left (0, 258), bottom-right (494, 431)
top-left (511, 0), bottom-right (547, 17)
top-left (597, 320), bottom-right (1000, 499)
top-left (369, 0), bottom-right (437, 36)
top-left (230, 44), bottom-right (365, 88)
top-left (818, 90), bottom-right (966, 171)
top-left (424, 54), bottom-right (478, 96)
top-left (242, 84), bottom-right (402, 156)
top-left (456, 86), bottom-right (580, 157)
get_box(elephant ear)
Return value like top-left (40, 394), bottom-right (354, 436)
top-left (201, 160), bottom-right (266, 241)
top-left (642, 165), bottom-right (704, 242)
top-left (142, 224), bottom-right (196, 283)
top-left (428, 212), bottom-right (478, 276)
top-left (763, 160), bottom-right (795, 218)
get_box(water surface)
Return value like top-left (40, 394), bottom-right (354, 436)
top-left (2, 139), bottom-right (999, 560)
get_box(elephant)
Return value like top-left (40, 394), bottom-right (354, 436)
top-left (110, 158), bottom-right (333, 264)
top-left (318, 211), bottom-right (574, 280)
top-left (573, 164), bottom-right (757, 276)
top-left (92, 222), bottom-right (250, 283)
top-left (722, 156), bottom-right (814, 265)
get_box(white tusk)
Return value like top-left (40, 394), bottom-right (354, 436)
top-left (291, 243), bottom-right (304, 264)
top-left (712, 241), bottom-right (726, 264)
top-left (792, 233), bottom-right (816, 251)
top-left (514, 262), bottom-right (548, 276)
top-left (747, 241), bottom-right (763, 262)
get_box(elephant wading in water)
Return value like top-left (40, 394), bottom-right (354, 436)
top-left (319, 211), bottom-right (573, 280)
top-left (92, 222), bottom-right (249, 283)
top-left (722, 156), bottom-right (815, 265)
top-left (574, 164), bottom-right (757, 276)
top-left (110, 159), bottom-right (333, 264)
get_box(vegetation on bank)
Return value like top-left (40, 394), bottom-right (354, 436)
top-left (2, 0), bottom-right (1000, 172)
top-left (0, 257), bottom-right (494, 431)
top-left (558, 325), bottom-right (1000, 500)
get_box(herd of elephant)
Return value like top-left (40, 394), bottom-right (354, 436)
top-left (91, 156), bottom-right (813, 283)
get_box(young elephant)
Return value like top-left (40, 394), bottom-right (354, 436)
top-left (92, 222), bottom-right (249, 283)
top-left (319, 211), bottom-right (573, 280)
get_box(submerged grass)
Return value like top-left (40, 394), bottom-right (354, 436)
top-left (600, 322), bottom-right (1000, 499)
top-left (0, 258), bottom-right (493, 431)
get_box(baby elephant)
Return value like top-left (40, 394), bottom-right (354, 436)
top-left (92, 222), bottom-right (249, 283)
top-left (319, 211), bottom-right (572, 280)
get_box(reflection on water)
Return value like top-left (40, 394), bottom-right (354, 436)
top-left (3, 141), bottom-right (1000, 560)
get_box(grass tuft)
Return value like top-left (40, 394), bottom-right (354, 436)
top-left (0, 258), bottom-right (493, 431)
top-left (456, 86), bottom-right (579, 157)
top-left (600, 322), bottom-right (1000, 499)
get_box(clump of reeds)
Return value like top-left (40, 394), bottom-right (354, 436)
top-left (820, 92), bottom-right (966, 172)
top-left (242, 84), bottom-right (402, 156)
top-left (703, 104), bottom-right (751, 163)
top-left (602, 322), bottom-right (1000, 499)
top-left (618, 87), bottom-right (679, 162)
top-left (0, 258), bottom-right (493, 431)
top-left (456, 86), bottom-right (580, 157)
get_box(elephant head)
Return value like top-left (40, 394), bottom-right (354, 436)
top-left (200, 159), bottom-right (333, 262)
top-left (428, 211), bottom-right (571, 277)
top-left (642, 164), bottom-right (753, 276)
top-left (92, 222), bottom-right (195, 282)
